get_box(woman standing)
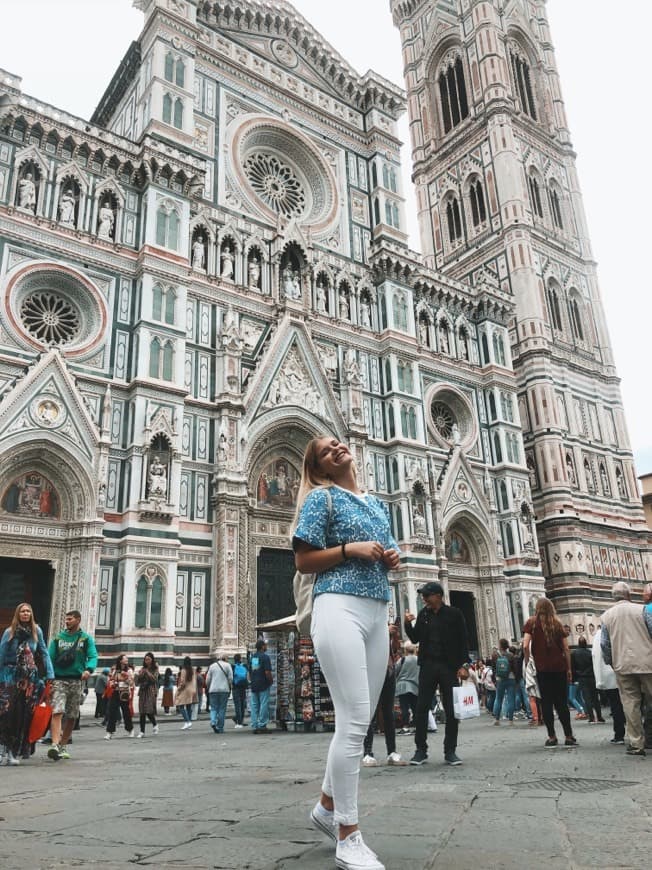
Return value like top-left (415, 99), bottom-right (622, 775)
top-left (293, 435), bottom-right (399, 870)
top-left (175, 656), bottom-right (197, 730)
top-left (162, 667), bottom-right (175, 714)
top-left (104, 654), bottom-right (135, 739)
top-left (523, 598), bottom-right (578, 747)
top-left (0, 603), bottom-right (54, 765)
top-left (136, 653), bottom-right (159, 738)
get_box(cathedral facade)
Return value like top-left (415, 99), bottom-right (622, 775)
top-left (0, 0), bottom-right (638, 662)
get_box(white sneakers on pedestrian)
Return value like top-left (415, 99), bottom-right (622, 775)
top-left (181, 722), bottom-right (192, 730)
top-left (128, 731), bottom-right (135, 738)
top-left (387, 752), bottom-right (407, 766)
top-left (153, 725), bottom-right (159, 735)
top-left (104, 733), bottom-right (112, 740)
top-left (335, 831), bottom-right (384, 870)
top-left (137, 732), bottom-right (145, 738)
top-left (234, 723), bottom-right (244, 729)
top-left (310, 801), bottom-right (337, 842)
top-left (362, 754), bottom-right (378, 767)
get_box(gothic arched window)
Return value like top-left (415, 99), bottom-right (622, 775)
top-left (156, 206), bottom-right (180, 250)
top-left (445, 196), bottom-right (463, 244)
top-left (164, 52), bottom-right (175, 83)
top-left (162, 93), bottom-right (173, 125)
top-left (528, 173), bottom-right (544, 219)
top-left (488, 392), bottom-right (497, 420)
top-left (438, 55), bottom-right (469, 134)
top-left (408, 407), bottom-right (417, 439)
top-left (509, 48), bottom-right (537, 120)
top-left (152, 284), bottom-right (164, 321)
top-left (135, 572), bottom-right (165, 630)
top-left (547, 283), bottom-right (563, 331)
top-left (135, 577), bottom-right (148, 629)
top-left (175, 59), bottom-right (185, 89)
top-left (549, 185), bottom-right (564, 229)
top-left (469, 178), bottom-right (487, 227)
top-left (494, 433), bottom-right (503, 463)
top-left (493, 333), bottom-right (506, 366)
top-left (173, 98), bottom-right (184, 130)
top-left (569, 295), bottom-right (584, 341)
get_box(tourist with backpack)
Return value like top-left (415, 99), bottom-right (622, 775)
top-left (232, 653), bottom-right (249, 728)
top-left (205, 652), bottom-right (232, 734)
top-left (492, 638), bottom-right (516, 725)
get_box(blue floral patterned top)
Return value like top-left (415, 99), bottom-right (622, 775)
top-left (293, 486), bottom-right (399, 601)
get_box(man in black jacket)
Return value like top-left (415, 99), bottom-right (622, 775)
top-left (404, 582), bottom-right (469, 766)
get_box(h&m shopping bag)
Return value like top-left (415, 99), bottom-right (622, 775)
top-left (453, 684), bottom-right (480, 721)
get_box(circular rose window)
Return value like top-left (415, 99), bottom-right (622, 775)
top-left (426, 385), bottom-right (477, 450)
top-left (230, 116), bottom-right (339, 233)
top-left (2, 262), bottom-right (108, 359)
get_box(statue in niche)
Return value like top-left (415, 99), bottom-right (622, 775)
top-left (148, 455), bottom-right (167, 498)
top-left (59, 189), bottom-right (76, 226)
top-left (366, 461), bottom-right (375, 491)
top-left (519, 508), bottom-right (534, 549)
top-left (459, 331), bottom-right (469, 360)
top-left (221, 245), bottom-right (234, 281)
top-left (439, 323), bottom-right (450, 354)
top-left (343, 348), bottom-right (361, 385)
top-left (566, 455), bottom-right (576, 486)
top-left (18, 172), bottom-right (37, 212)
top-left (248, 256), bottom-right (260, 290)
top-left (359, 297), bottom-right (371, 328)
top-left (192, 236), bottom-right (205, 270)
top-left (600, 465), bottom-right (610, 493)
top-left (282, 265), bottom-right (301, 300)
top-left (413, 507), bottom-right (427, 537)
top-left (97, 201), bottom-right (115, 240)
top-left (418, 319), bottom-right (429, 346)
top-left (339, 290), bottom-right (350, 320)
top-left (616, 471), bottom-right (626, 499)
top-left (316, 279), bottom-right (328, 314)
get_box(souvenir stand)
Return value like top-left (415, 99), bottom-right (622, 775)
top-left (256, 616), bottom-right (334, 732)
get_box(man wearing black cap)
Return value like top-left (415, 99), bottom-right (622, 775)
top-left (404, 581), bottom-right (469, 766)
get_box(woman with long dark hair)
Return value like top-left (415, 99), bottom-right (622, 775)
top-left (104, 654), bottom-right (135, 740)
top-left (293, 435), bottom-right (399, 870)
top-left (162, 667), bottom-right (175, 714)
top-left (523, 598), bottom-right (577, 747)
top-left (0, 603), bottom-right (53, 764)
top-left (136, 652), bottom-right (159, 737)
top-left (175, 655), bottom-right (197, 730)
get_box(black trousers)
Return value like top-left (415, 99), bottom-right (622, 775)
top-left (399, 692), bottom-right (417, 727)
top-left (363, 671), bottom-right (396, 756)
top-left (106, 692), bottom-right (133, 734)
top-left (577, 677), bottom-right (602, 722)
top-left (94, 694), bottom-right (106, 719)
top-left (538, 671), bottom-right (572, 739)
top-left (415, 660), bottom-right (458, 755)
top-left (606, 689), bottom-right (626, 741)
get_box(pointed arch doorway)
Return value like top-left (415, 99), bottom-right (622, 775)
top-left (0, 557), bottom-right (54, 637)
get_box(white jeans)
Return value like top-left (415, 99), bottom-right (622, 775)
top-left (311, 593), bottom-right (389, 826)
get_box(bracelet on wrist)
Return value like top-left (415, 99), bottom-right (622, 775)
top-left (341, 542), bottom-right (347, 561)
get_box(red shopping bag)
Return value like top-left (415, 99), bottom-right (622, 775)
top-left (28, 685), bottom-right (52, 744)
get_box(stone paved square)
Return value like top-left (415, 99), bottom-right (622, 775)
top-left (1, 703), bottom-right (650, 869)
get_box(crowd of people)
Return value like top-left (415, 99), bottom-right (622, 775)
top-left (1, 434), bottom-right (651, 870)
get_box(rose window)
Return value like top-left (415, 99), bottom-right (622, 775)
top-left (432, 401), bottom-right (457, 440)
top-left (20, 291), bottom-right (81, 346)
top-left (243, 152), bottom-right (306, 218)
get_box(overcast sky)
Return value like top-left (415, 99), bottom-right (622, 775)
top-left (1, 1), bottom-right (650, 476)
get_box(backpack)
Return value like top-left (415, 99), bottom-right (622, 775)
top-left (495, 654), bottom-right (511, 679)
top-left (233, 663), bottom-right (248, 685)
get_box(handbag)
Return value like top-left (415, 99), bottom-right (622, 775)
top-left (525, 655), bottom-right (541, 699)
top-left (28, 684), bottom-right (52, 744)
top-left (293, 487), bottom-right (333, 637)
top-left (453, 684), bottom-right (480, 721)
top-left (103, 682), bottom-right (115, 700)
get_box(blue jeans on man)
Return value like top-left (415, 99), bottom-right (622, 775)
top-left (250, 687), bottom-right (270, 730)
top-left (209, 691), bottom-right (229, 733)
top-left (514, 678), bottom-right (532, 718)
top-left (494, 677), bottom-right (516, 721)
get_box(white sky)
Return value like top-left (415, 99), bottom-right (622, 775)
top-left (1, 1), bottom-right (650, 474)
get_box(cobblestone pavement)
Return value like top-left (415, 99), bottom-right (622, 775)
top-left (0, 705), bottom-right (650, 869)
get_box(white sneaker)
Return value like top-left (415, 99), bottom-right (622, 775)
top-left (310, 801), bottom-right (337, 842)
top-left (362, 754), bottom-right (378, 767)
top-left (335, 831), bottom-right (384, 870)
top-left (6, 751), bottom-right (20, 766)
top-left (128, 731), bottom-right (135, 738)
top-left (181, 722), bottom-right (192, 730)
top-left (104, 733), bottom-right (112, 740)
top-left (153, 725), bottom-right (159, 735)
top-left (387, 752), bottom-right (407, 766)
top-left (234, 723), bottom-right (244, 729)
top-left (137, 732), bottom-right (145, 739)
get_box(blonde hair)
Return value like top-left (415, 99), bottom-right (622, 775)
top-left (9, 602), bottom-right (38, 642)
top-left (291, 435), bottom-right (334, 531)
top-left (534, 597), bottom-right (564, 645)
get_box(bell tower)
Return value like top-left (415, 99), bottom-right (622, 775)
top-left (392, 0), bottom-right (651, 620)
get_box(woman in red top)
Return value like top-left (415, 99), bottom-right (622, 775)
top-left (523, 598), bottom-right (577, 748)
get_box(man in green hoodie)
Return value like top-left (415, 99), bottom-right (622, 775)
top-left (47, 610), bottom-right (98, 760)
